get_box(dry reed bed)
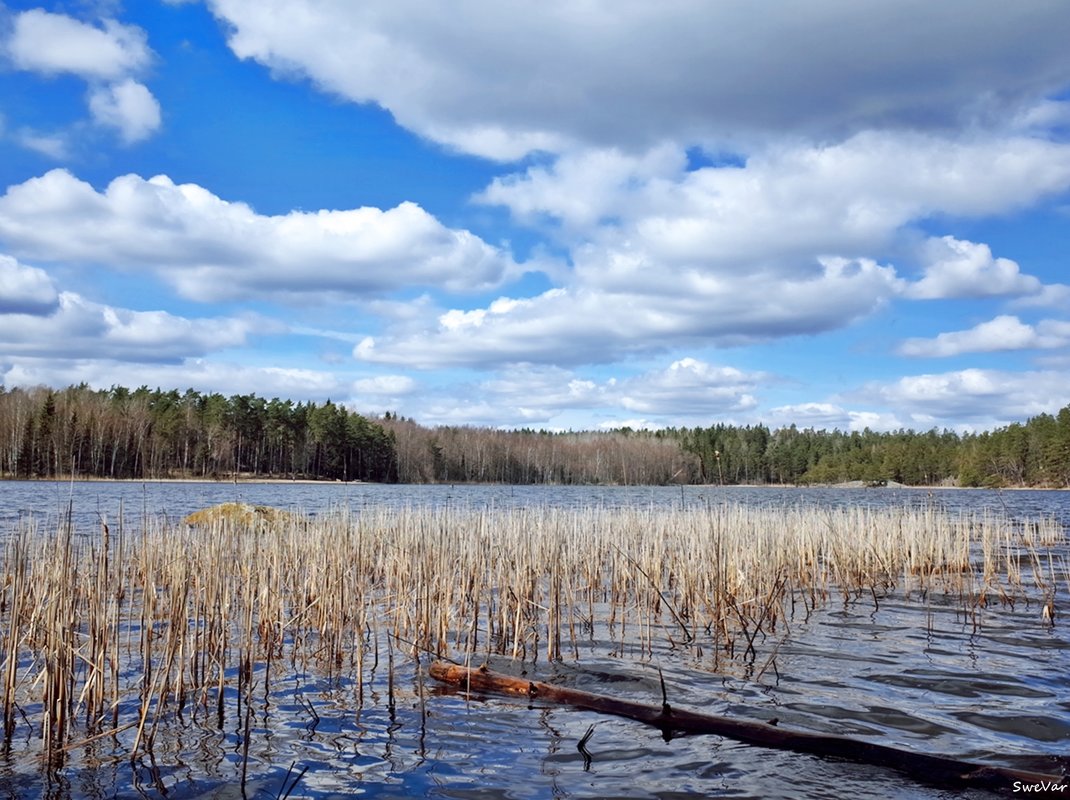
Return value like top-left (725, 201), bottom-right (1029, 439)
top-left (0, 503), bottom-right (1064, 765)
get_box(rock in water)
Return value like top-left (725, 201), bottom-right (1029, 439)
top-left (183, 502), bottom-right (302, 529)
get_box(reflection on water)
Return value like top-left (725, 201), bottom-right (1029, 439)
top-left (0, 481), bottom-right (1067, 799)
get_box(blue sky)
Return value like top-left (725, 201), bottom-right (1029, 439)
top-left (1, 1), bottom-right (1069, 432)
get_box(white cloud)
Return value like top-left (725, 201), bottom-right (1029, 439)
top-left (352, 130), bottom-right (1070, 370)
top-left (767, 403), bottom-right (852, 430)
top-left (355, 258), bottom-right (903, 368)
top-left (0, 254), bottom-right (58, 315)
top-left (616, 358), bottom-right (761, 415)
top-left (859, 368), bottom-right (1070, 428)
top-left (0, 291), bottom-right (256, 362)
top-left (13, 129), bottom-right (70, 160)
top-left (1033, 320), bottom-right (1070, 342)
top-left (369, 357), bottom-right (768, 428)
top-left (5, 10), bottom-right (151, 80)
top-left (442, 132), bottom-right (1070, 366)
top-left (897, 315), bottom-right (1070, 357)
top-left (596, 418), bottom-right (664, 432)
top-left (477, 144), bottom-right (687, 230)
top-left (1011, 99), bottom-right (1070, 135)
top-left (352, 375), bottom-right (417, 395)
top-left (1034, 352), bottom-right (1070, 370)
top-left (2, 3), bottom-right (1067, 435)
top-left (775, 366), bottom-right (1070, 432)
top-left (766, 403), bottom-right (908, 433)
top-left (412, 398), bottom-right (554, 428)
top-left (477, 364), bottom-right (605, 417)
top-left (204, 0), bottom-right (1070, 158)
top-left (1011, 283), bottom-right (1070, 309)
top-left (0, 170), bottom-right (520, 301)
top-left (88, 79), bottom-right (162, 143)
top-left (904, 237), bottom-right (1043, 300)
top-left (843, 411), bottom-right (911, 433)
top-left (1, 359), bottom-right (343, 401)
top-left (3, 9), bottom-right (161, 146)
top-left (484, 135), bottom-right (1070, 261)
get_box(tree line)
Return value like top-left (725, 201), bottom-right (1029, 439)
top-left (0, 384), bottom-right (397, 482)
top-left (380, 415), bottom-right (699, 485)
top-left (0, 383), bottom-right (1067, 487)
top-left (678, 411), bottom-right (1070, 487)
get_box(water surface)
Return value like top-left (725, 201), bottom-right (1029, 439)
top-left (6, 479), bottom-right (1070, 528)
top-left (0, 481), bottom-right (1067, 799)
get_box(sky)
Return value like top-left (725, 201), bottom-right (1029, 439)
top-left (0, 1), bottom-right (1069, 433)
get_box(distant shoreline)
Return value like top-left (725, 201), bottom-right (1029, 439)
top-left (1, 476), bottom-right (1066, 490)
top-left (0, 475), bottom-right (354, 485)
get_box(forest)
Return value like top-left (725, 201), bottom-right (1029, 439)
top-left (0, 383), bottom-right (1068, 487)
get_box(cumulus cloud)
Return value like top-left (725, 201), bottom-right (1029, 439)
top-left (0, 254), bottom-right (58, 314)
top-left (412, 356), bottom-right (1063, 433)
top-left (432, 132), bottom-right (1070, 367)
top-left (352, 375), bottom-right (417, 395)
top-left (3, 9), bottom-right (161, 146)
top-left (3, 3), bottom-right (1067, 434)
top-left (204, 0), bottom-right (1070, 158)
top-left (390, 357), bottom-right (765, 427)
top-left (478, 144), bottom-right (688, 230)
top-left (406, 368), bottom-right (594, 427)
top-left (354, 130), bottom-right (1070, 370)
top-left (88, 79), bottom-right (162, 143)
top-left (484, 135), bottom-right (1070, 262)
top-left (356, 259), bottom-right (903, 368)
top-left (411, 398), bottom-right (554, 428)
top-left (0, 170), bottom-right (520, 301)
top-left (766, 403), bottom-right (907, 433)
top-left (615, 358), bottom-right (762, 415)
top-left (2, 359), bottom-right (343, 401)
top-left (4, 10), bottom-right (151, 79)
top-left (0, 291), bottom-right (257, 362)
top-left (897, 315), bottom-right (1070, 357)
top-left (904, 237), bottom-right (1043, 300)
top-left (1012, 283), bottom-right (1070, 309)
top-left (859, 368), bottom-right (1070, 428)
top-left (766, 403), bottom-right (851, 430)
top-left (477, 364), bottom-right (604, 419)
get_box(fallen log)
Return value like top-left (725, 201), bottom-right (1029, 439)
top-left (430, 662), bottom-right (1067, 796)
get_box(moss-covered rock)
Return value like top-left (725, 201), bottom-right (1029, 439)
top-left (183, 502), bottom-right (303, 529)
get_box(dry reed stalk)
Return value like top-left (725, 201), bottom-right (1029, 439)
top-left (0, 501), bottom-right (1062, 772)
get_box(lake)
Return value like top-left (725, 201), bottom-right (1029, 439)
top-left (0, 481), bottom-right (1067, 799)
top-left (8, 479), bottom-right (1070, 529)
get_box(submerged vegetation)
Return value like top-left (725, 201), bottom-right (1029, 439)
top-left (0, 501), bottom-right (1065, 779)
top-left (1, 383), bottom-right (1069, 486)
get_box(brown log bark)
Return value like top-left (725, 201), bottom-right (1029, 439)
top-left (430, 662), bottom-right (1067, 796)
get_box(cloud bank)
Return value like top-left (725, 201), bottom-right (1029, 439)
top-left (0, 170), bottom-right (520, 301)
top-left (3, 1), bottom-right (1069, 434)
top-left (206, 0), bottom-right (1070, 158)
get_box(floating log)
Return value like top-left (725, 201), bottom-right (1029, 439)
top-left (430, 662), bottom-right (1067, 796)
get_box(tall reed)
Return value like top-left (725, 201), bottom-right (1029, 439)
top-left (0, 502), bottom-right (1063, 768)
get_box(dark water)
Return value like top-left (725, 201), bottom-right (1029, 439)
top-left (1, 481), bottom-right (1068, 799)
